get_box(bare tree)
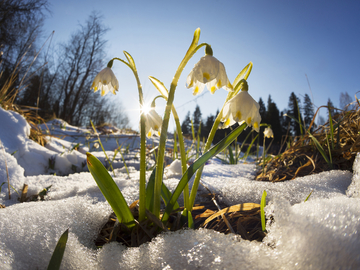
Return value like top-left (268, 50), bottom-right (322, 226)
top-left (54, 13), bottom-right (108, 125)
top-left (0, 0), bottom-right (48, 69)
top-left (17, 12), bottom-right (129, 128)
top-left (340, 92), bottom-right (354, 111)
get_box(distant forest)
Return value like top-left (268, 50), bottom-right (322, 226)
top-left (181, 91), bottom-right (354, 151)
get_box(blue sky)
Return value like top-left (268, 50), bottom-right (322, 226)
top-left (43, 0), bottom-right (360, 130)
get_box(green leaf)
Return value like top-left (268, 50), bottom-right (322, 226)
top-left (146, 167), bottom-right (180, 212)
top-left (180, 209), bottom-right (194, 229)
top-left (304, 190), bottom-right (313, 202)
top-left (244, 134), bottom-right (259, 162)
top-left (149, 76), bottom-right (169, 99)
top-left (327, 105), bottom-right (334, 149)
top-left (47, 229), bottom-right (68, 270)
top-left (228, 144), bottom-right (235, 164)
top-left (260, 190), bottom-right (267, 232)
top-left (190, 28), bottom-right (201, 51)
top-left (123, 51), bottom-right (136, 70)
top-left (285, 114), bottom-right (333, 169)
top-left (162, 122), bottom-right (247, 223)
top-left (233, 62), bottom-right (253, 91)
top-left (0, 182), bottom-right (5, 193)
top-left (86, 153), bottom-right (135, 228)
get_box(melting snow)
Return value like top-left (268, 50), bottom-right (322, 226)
top-left (0, 107), bottom-right (359, 269)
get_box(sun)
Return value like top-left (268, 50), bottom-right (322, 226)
top-left (141, 103), bottom-right (152, 115)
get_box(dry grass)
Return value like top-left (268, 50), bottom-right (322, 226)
top-left (256, 104), bottom-right (360, 182)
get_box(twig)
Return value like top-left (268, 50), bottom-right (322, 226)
top-left (200, 182), bottom-right (236, 234)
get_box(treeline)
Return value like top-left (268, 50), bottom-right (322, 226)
top-left (181, 91), bottom-right (353, 148)
top-left (0, 0), bottom-right (129, 128)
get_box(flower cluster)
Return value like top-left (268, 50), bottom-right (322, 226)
top-left (91, 67), bottom-right (119, 96)
top-left (221, 90), bottom-right (261, 132)
top-left (91, 67), bottom-right (162, 138)
top-left (264, 127), bottom-right (274, 138)
top-left (142, 106), bottom-right (162, 138)
top-left (186, 55), bottom-right (232, 95)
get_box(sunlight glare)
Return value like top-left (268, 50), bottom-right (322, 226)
top-left (141, 103), bottom-right (152, 115)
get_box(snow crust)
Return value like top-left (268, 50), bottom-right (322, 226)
top-left (0, 107), bottom-right (359, 269)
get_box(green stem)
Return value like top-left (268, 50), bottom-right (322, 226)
top-left (113, 55), bottom-right (146, 222)
top-left (188, 110), bottom-right (223, 210)
top-left (189, 81), bottom-right (248, 210)
top-left (262, 137), bottom-right (266, 175)
top-left (153, 29), bottom-right (205, 218)
top-left (171, 105), bottom-right (190, 209)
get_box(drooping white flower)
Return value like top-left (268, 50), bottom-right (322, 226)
top-left (221, 90), bottom-right (261, 132)
top-left (264, 127), bottom-right (274, 138)
top-left (91, 67), bottom-right (119, 96)
top-left (142, 107), bottom-right (162, 138)
top-left (186, 55), bottom-right (233, 95)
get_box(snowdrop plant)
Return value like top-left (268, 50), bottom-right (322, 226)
top-left (87, 28), bottom-right (261, 231)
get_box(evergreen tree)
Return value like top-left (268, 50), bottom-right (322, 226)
top-left (192, 105), bottom-right (202, 136)
top-left (266, 96), bottom-right (282, 144)
top-left (287, 92), bottom-right (303, 137)
top-left (181, 111), bottom-right (191, 135)
top-left (258, 97), bottom-right (266, 121)
top-left (303, 94), bottom-right (315, 131)
top-left (201, 114), bottom-right (215, 140)
top-left (327, 98), bottom-right (335, 118)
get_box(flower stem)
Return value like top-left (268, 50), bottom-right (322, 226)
top-left (153, 29), bottom-right (204, 218)
top-left (171, 105), bottom-right (190, 209)
top-left (188, 70), bottom-right (253, 210)
top-left (113, 55), bottom-right (146, 222)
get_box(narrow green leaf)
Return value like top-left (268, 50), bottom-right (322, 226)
top-left (304, 190), bottom-right (313, 202)
top-left (0, 182), bottom-right (5, 193)
top-left (180, 209), bottom-right (194, 229)
top-left (86, 153), bottom-right (135, 228)
top-left (260, 190), bottom-right (267, 232)
top-left (327, 105), bottom-right (334, 149)
top-left (233, 62), bottom-right (253, 91)
top-left (123, 51), bottom-right (136, 70)
top-left (228, 144), bottom-right (235, 164)
top-left (286, 114), bottom-right (332, 169)
top-left (244, 134), bottom-right (259, 162)
top-left (162, 122), bottom-right (247, 223)
top-left (146, 168), bottom-right (180, 211)
top-left (237, 129), bottom-right (253, 160)
top-left (149, 76), bottom-right (169, 99)
top-left (47, 229), bottom-right (68, 270)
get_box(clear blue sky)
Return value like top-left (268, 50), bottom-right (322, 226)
top-left (43, 0), bottom-right (360, 130)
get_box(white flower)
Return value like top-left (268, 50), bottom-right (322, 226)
top-left (93, 142), bottom-right (100, 149)
top-left (264, 127), bottom-right (274, 138)
top-left (186, 55), bottom-right (232, 95)
top-left (221, 90), bottom-right (261, 132)
top-left (91, 67), bottom-right (119, 96)
top-left (143, 107), bottom-right (162, 138)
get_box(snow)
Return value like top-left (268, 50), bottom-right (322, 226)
top-left (0, 106), bottom-right (359, 269)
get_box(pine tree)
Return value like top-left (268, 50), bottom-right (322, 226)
top-left (266, 96), bottom-right (282, 144)
top-left (303, 94), bottom-right (315, 131)
top-left (192, 105), bottom-right (202, 136)
top-left (327, 98), bottom-right (335, 118)
top-left (181, 111), bottom-right (191, 135)
top-left (258, 97), bottom-right (266, 121)
top-left (287, 92), bottom-right (303, 137)
top-left (201, 114), bottom-right (215, 140)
